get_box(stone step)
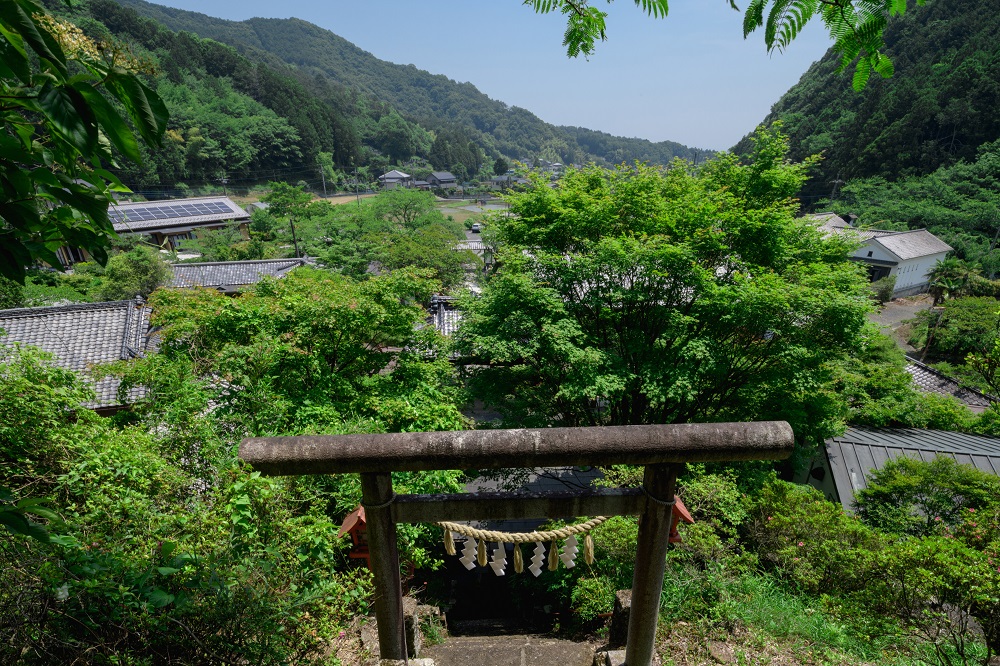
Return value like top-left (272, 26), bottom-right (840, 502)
top-left (421, 634), bottom-right (595, 666)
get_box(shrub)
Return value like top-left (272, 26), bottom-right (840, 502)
top-left (98, 246), bottom-right (170, 301)
top-left (870, 275), bottom-right (896, 304)
top-left (743, 481), bottom-right (881, 596)
top-left (854, 455), bottom-right (1000, 537)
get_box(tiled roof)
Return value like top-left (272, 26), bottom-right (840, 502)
top-left (905, 360), bottom-right (995, 411)
top-left (431, 171), bottom-right (456, 181)
top-left (429, 296), bottom-right (462, 336)
top-left (872, 229), bottom-right (952, 260)
top-left (380, 170), bottom-right (410, 180)
top-left (170, 259), bottom-right (308, 290)
top-left (111, 196), bottom-right (249, 233)
top-left (0, 300), bottom-right (151, 409)
top-left (825, 426), bottom-right (1000, 510)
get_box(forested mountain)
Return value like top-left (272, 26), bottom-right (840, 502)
top-left (737, 0), bottom-right (1000, 206)
top-left (108, 0), bottom-right (700, 168)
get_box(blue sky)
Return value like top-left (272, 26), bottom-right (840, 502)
top-left (149, 0), bottom-right (833, 151)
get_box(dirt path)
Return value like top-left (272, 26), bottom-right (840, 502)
top-left (869, 294), bottom-right (933, 351)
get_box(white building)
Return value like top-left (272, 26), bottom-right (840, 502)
top-left (811, 213), bottom-right (952, 297)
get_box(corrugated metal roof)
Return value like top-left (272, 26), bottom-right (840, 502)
top-left (111, 196), bottom-right (249, 233)
top-left (0, 299), bottom-right (151, 409)
top-left (825, 426), bottom-right (1000, 510)
top-left (170, 259), bottom-right (307, 290)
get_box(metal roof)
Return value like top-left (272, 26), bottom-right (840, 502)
top-left (110, 196), bottom-right (249, 233)
top-left (0, 299), bottom-right (151, 409)
top-left (825, 426), bottom-right (1000, 511)
top-left (170, 259), bottom-right (308, 291)
top-left (905, 360), bottom-right (995, 411)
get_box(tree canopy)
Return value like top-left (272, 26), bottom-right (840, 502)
top-left (0, 0), bottom-right (167, 281)
top-left (528, 0), bottom-right (925, 90)
top-left (455, 128), bottom-right (871, 456)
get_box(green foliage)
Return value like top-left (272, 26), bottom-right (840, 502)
top-left (744, 481), bottom-right (881, 597)
top-left (854, 455), bottom-right (1000, 537)
top-left (910, 297), bottom-right (1000, 361)
top-left (145, 266), bottom-right (468, 435)
top-left (457, 128), bottom-right (870, 460)
top-left (870, 275), bottom-right (896, 304)
top-left (0, 0), bottom-right (166, 281)
top-left (97, 245), bottom-right (170, 301)
top-left (0, 277), bottom-right (24, 309)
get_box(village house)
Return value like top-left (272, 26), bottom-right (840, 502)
top-left (110, 196), bottom-right (250, 254)
top-left (811, 212), bottom-right (952, 297)
top-left (427, 171), bottom-right (458, 189)
top-left (169, 258), bottom-right (310, 294)
top-left (378, 170), bottom-right (413, 189)
top-left (0, 299), bottom-right (152, 414)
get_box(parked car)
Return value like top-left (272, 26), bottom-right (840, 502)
top-left (471, 223), bottom-right (481, 233)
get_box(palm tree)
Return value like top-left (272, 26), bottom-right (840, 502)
top-left (928, 258), bottom-right (981, 305)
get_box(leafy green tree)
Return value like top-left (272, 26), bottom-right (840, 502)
top-left (494, 157), bottom-right (509, 176)
top-left (146, 267), bottom-right (468, 435)
top-left (0, 278), bottom-right (24, 310)
top-left (456, 127), bottom-right (870, 457)
top-left (262, 182), bottom-right (313, 258)
top-left (1, 1), bottom-right (167, 281)
top-left (928, 257), bottom-right (981, 305)
top-left (97, 246), bottom-right (170, 301)
top-left (910, 297), bottom-right (1000, 362)
top-left (855, 455), bottom-right (1000, 537)
top-left (527, 0), bottom-right (924, 90)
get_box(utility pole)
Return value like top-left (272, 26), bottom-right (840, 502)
top-left (355, 165), bottom-right (361, 208)
top-left (319, 166), bottom-right (327, 197)
top-left (220, 176), bottom-right (229, 197)
top-left (829, 176), bottom-right (845, 201)
top-left (289, 216), bottom-right (301, 258)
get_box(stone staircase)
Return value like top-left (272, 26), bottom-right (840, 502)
top-left (421, 634), bottom-right (598, 666)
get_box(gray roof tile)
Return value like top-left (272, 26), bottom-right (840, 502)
top-left (905, 360), bottom-right (995, 410)
top-left (170, 259), bottom-right (307, 290)
top-left (0, 300), bottom-right (152, 409)
top-left (872, 229), bottom-right (953, 260)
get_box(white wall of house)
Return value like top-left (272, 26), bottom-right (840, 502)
top-left (854, 241), bottom-right (898, 265)
top-left (892, 251), bottom-right (949, 290)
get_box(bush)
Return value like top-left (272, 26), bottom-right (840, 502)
top-left (98, 246), bottom-right (170, 301)
top-left (0, 277), bottom-right (23, 309)
top-left (743, 481), bottom-right (881, 596)
top-left (854, 455), bottom-right (1000, 537)
top-left (870, 275), bottom-right (896, 304)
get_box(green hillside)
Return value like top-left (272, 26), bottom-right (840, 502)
top-left (737, 0), bottom-right (1000, 206)
top-left (110, 0), bottom-right (702, 166)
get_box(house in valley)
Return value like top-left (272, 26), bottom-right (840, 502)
top-left (811, 213), bottom-right (952, 297)
top-left (110, 196), bottom-right (250, 253)
top-left (378, 170), bottom-right (413, 189)
top-left (0, 299), bottom-right (152, 414)
top-left (428, 171), bottom-right (458, 189)
top-left (169, 258), bottom-right (310, 294)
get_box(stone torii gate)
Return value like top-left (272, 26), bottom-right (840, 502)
top-left (240, 421), bottom-right (794, 666)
